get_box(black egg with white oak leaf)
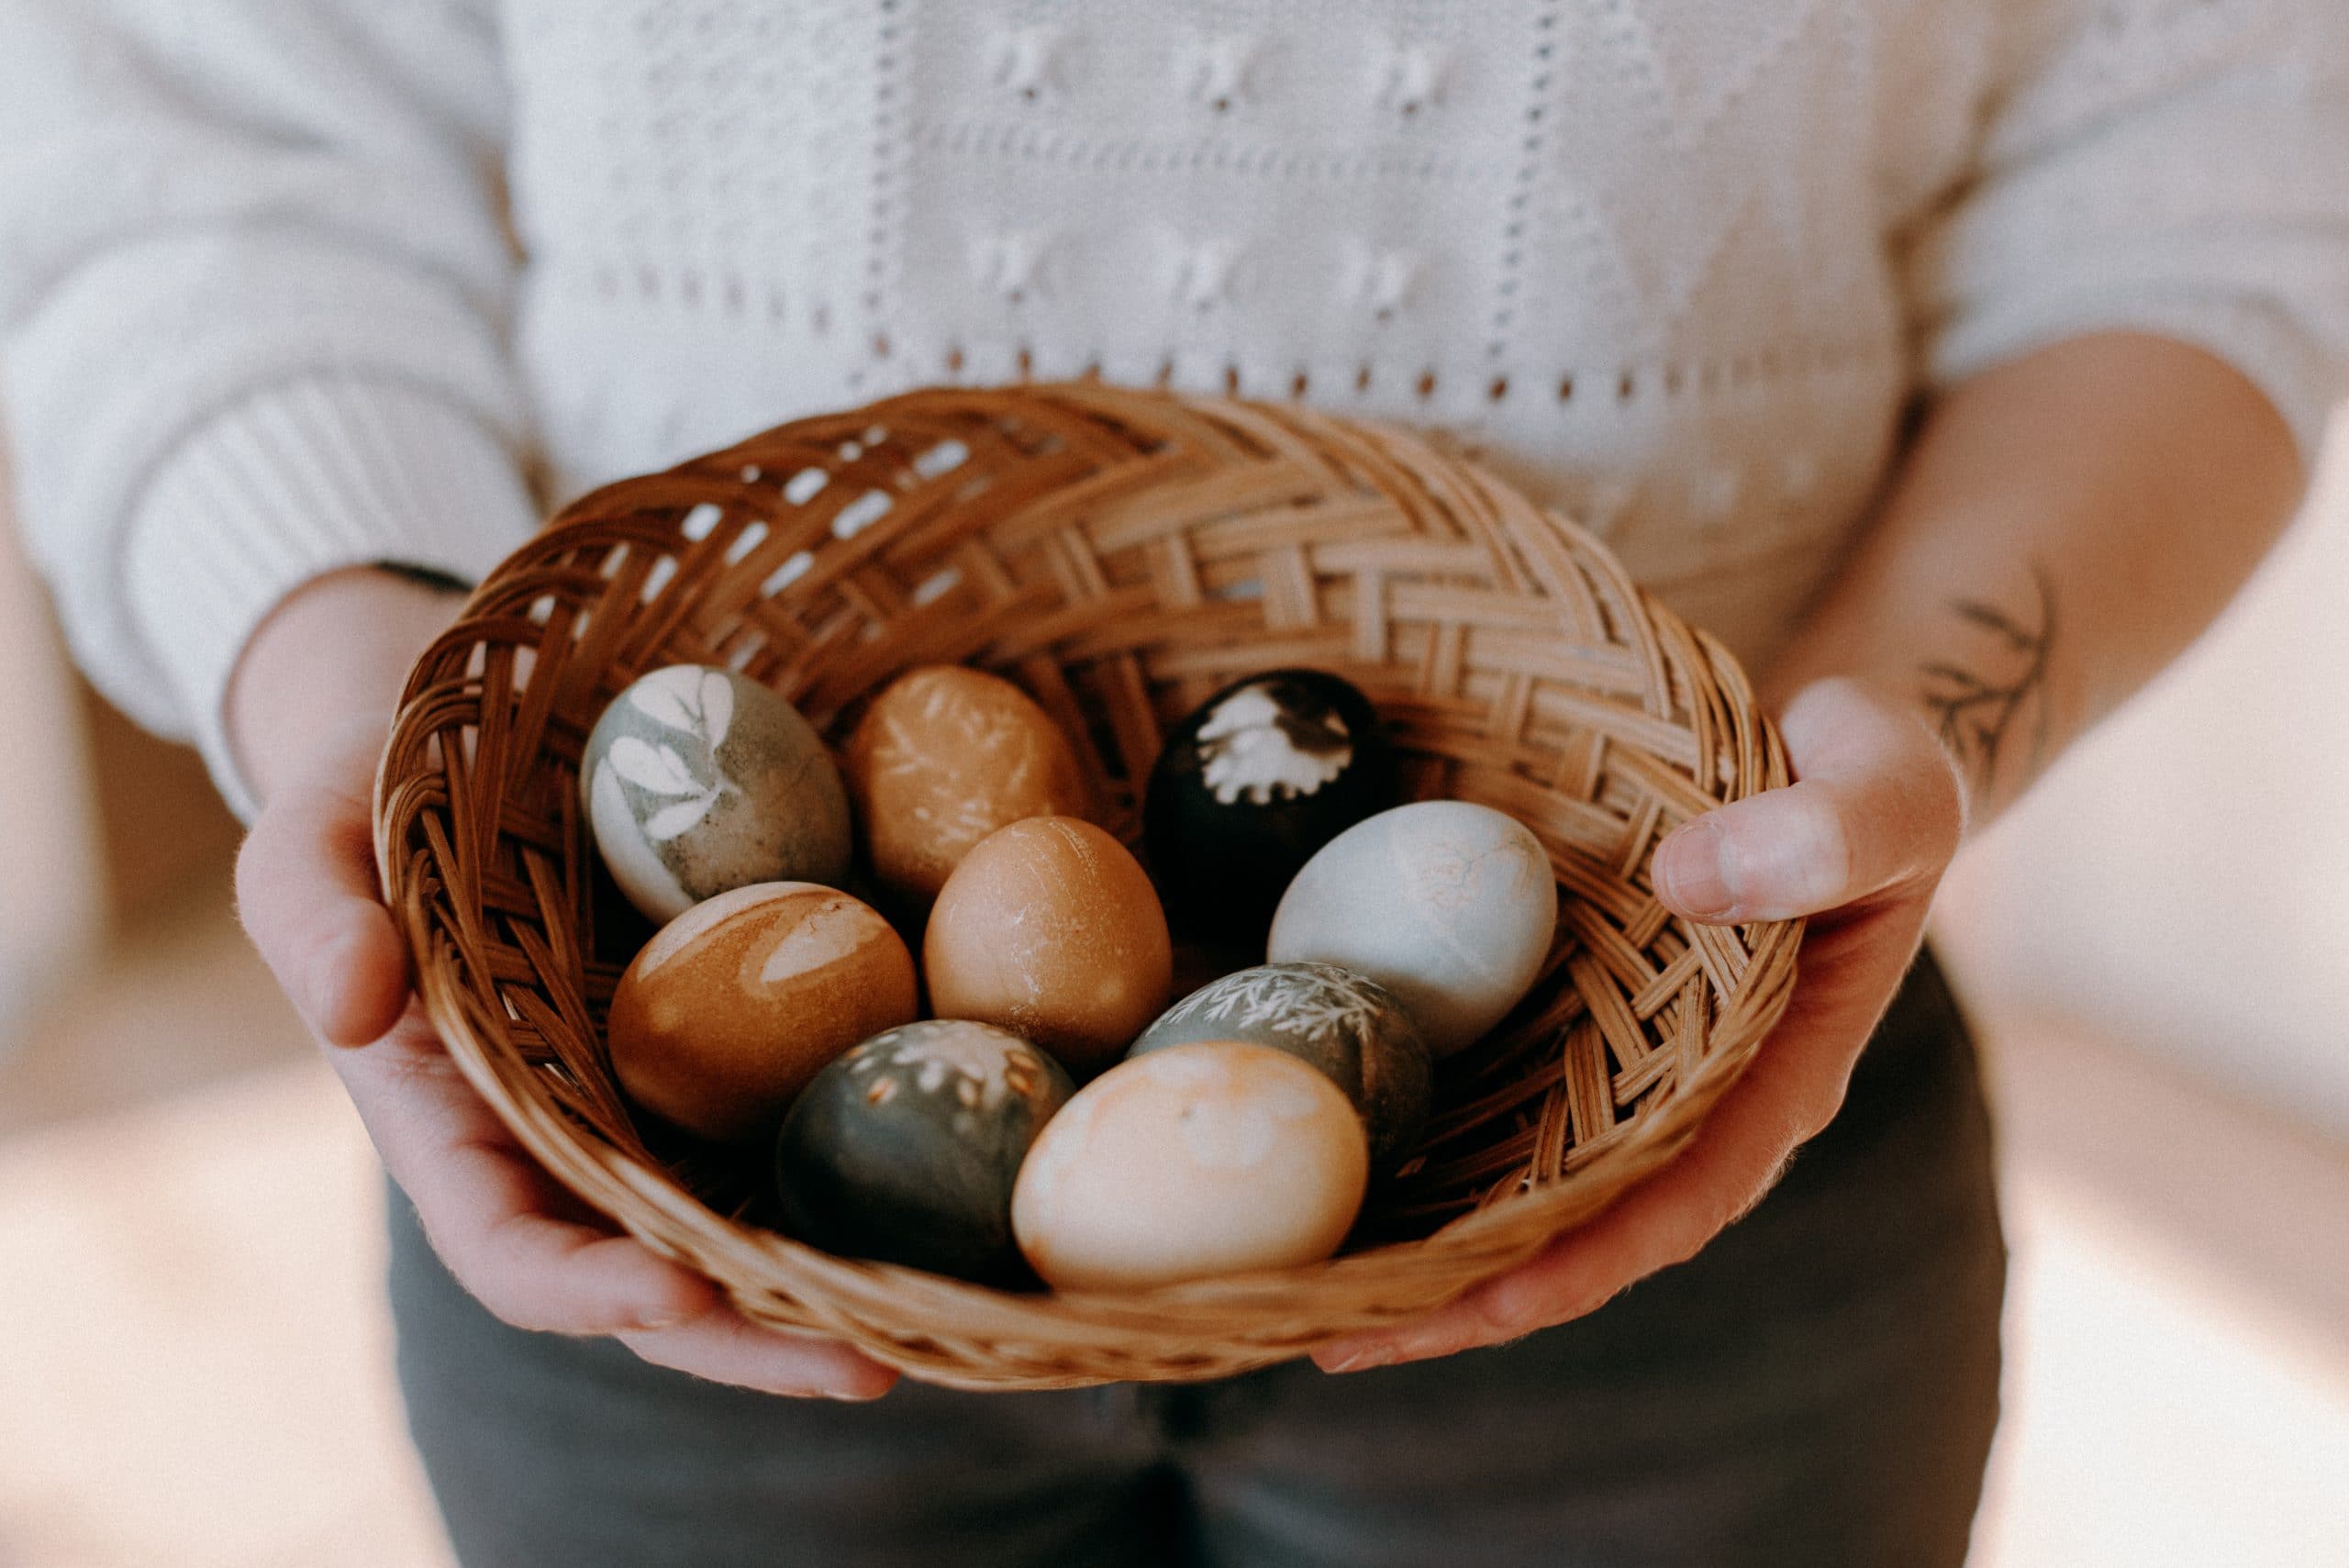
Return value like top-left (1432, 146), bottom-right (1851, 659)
top-left (1143, 669), bottom-right (1399, 940)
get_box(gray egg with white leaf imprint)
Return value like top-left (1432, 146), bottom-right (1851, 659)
top-left (584, 664), bottom-right (852, 923)
top-left (1129, 963), bottom-right (1431, 1165)
top-left (776, 1020), bottom-right (1074, 1284)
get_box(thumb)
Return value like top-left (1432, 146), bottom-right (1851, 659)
top-left (235, 717), bottom-right (413, 1046)
top-left (1652, 677), bottom-right (1964, 924)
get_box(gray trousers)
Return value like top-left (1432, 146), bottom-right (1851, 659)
top-left (389, 950), bottom-right (2004, 1567)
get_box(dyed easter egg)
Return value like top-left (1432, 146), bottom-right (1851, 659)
top-left (923, 817), bottom-right (1173, 1076)
top-left (607, 883), bottom-right (917, 1142)
top-left (1130, 963), bottom-right (1431, 1165)
top-left (1011, 1042), bottom-right (1368, 1291)
top-left (1268, 801), bottom-right (1557, 1057)
top-left (776, 1020), bottom-right (1074, 1284)
top-left (584, 664), bottom-right (852, 923)
top-left (1143, 669), bottom-right (1399, 940)
top-left (842, 665), bottom-right (1091, 905)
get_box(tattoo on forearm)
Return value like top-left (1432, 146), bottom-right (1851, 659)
top-left (1918, 562), bottom-right (2056, 796)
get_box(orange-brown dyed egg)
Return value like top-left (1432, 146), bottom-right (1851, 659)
top-left (1011, 1041), bottom-right (1369, 1291)
top-left (607, 883), bottom-right (918, 1142)
top-left (922, 817), bottom-right (1172, 1076)
top-left (843, 665), bottom-right (1091, 904)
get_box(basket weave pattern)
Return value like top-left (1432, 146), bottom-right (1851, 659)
top-left (375, 385), bottom-right (1800, 1390)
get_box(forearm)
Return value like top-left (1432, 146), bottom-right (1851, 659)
top-left (1761, 332), bottom-right (2307, 831)
top-left (0, 5), bottom-right (533, 815)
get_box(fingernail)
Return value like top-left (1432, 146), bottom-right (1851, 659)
top-left (1323, 1342), bottom-right (1398, 1374)
top-left (1479, 1287), bottom-right (1544, 1339)
top-left (303, 929), bottom-right (363, 1033)
top-left (814, 1373), bottom-right (895, 1402)
top-left (1656, 819), bottom-right (1734, 918)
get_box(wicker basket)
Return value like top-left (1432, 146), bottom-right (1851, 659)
top-left (374, 384), bottom-right (1801, 1391)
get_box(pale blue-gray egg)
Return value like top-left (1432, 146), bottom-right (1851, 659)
top-left (1267, 801), bottom-right (1557, 1056)
top-left (584, 664), bottom-right (852, 922)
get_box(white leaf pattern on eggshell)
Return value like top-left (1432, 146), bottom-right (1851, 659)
top-left (698, 670), bottom-right (735, 750)
top-left (587, 762), bottom-right (693, 920)
top-left (1156, 964), bottom-right (1381, 1046)
top-left (607, 736), bottom-right (703, 797)
top-left (642, 792), bottom-right (720, 841)
top-left (627, 668), bottom-right (703, 731)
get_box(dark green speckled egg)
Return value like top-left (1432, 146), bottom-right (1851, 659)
top-left (775, 1019), bottom-right (1074, 1284)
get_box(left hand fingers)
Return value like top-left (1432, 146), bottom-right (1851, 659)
top-left (1652, 676), bottom-right (1964, 923)
top-left (1311, 929), bottom-right (1868, 1373)
top-left (1313, 679), bottom-right (1963, 1373)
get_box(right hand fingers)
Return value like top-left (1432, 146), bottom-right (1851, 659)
top-left (619, 1308), bottom-right (902, 1399)
top-left (243, 714), bottom-right (896, 1396)
top-left (333, 1006), bottom-right (719, 1335)
top-left (236, 716), bottom-right (412, 1046)
top-left (336, 1001), bottom-right (897, 1398)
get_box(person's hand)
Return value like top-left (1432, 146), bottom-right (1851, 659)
top-left (1313, 676), bottom-right (1965, 1373)
top-left (230, 569), bottom-right (896, 1400)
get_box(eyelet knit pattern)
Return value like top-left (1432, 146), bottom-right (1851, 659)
top-left (2, 0), bottom-right (2346, 817)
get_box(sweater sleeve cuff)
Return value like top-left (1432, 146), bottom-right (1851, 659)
top-left (124, 375), bottom-right (540, 821)
top-left (1929, 291), bottom-right (2344, 471)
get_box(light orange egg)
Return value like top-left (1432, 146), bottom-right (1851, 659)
top-left (607, 882), bottom-right (918, 1141)
top-left (922, 817), bottom-right (1172, 1076)
top-left (843, 665), bottom-right (1091, 904)
top-left (1010, 1041), bottom-right (1369, 1291)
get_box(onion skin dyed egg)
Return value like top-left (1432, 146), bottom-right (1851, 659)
top-left (1129, 962), bottom-right (1431, 1166)
top-left (775, 1020), bottom-right (1074, 1284)
top-left (1011, 1042), bottom-right (1369, 1292)
top-left (607, 883), bottom-right (918, 1142)
top-left (842, 665), bottom-right (1091, 905)
top-left (923, 817), bottom-right (1173, 1077)
top-left (584, 664), bottom-right (852, 923)
top-left (1268, 801), bottom-right (1558, 1057)
top-left (1143, 669), bottom-right (1399, 940)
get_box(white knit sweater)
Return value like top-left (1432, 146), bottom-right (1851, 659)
top-left (4, 1), bottom-right (2347, 817)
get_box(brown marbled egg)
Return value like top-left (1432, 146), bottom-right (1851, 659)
top-left (1010, 1041), bottom-right (1369, 1291)
top-left (843, 665), bottom-right (1091, 904)
top-left (922, 817), bottom-right (1172, 1076)
top-left (607, 883), bottom-right (918, 1142)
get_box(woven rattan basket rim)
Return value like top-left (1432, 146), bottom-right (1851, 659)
top-left (376, 384), bottom-right (1801, 1387)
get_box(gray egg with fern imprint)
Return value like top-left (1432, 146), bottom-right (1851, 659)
top-left (1127, 962), bottom-right (1431, 1165)
top-left (584, 664), bottom-right (852, 923)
